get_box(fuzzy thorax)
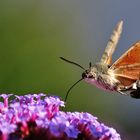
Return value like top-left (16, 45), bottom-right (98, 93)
top-left (82, 63), bottom-right (119, 92)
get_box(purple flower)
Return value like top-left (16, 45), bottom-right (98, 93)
top-left (0, 94), bottom-right (121, 140)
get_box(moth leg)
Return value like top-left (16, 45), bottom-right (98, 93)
top-left (130, 80), bottom-right (140, 99)
top-left (117, 83), bottom-right (137, 96)
top-left (135, 80), bottom-right (140, 88)
top-left (118, 90), bottom-right (128, 96)
top-left (117, 85), bottom-right (131, 96)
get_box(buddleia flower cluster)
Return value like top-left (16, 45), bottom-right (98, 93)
top-left (0, 94), bottom-right (121, 140)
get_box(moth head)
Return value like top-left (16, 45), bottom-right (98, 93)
top-left (82, 68), bottom-right (97, 80)
top-left (60, 57), bottom-right (96, 102)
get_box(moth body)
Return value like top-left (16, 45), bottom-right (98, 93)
top-left (61, 20), bottom-right (140, 102)
top-left (82, 63), bottom-right (120, 92)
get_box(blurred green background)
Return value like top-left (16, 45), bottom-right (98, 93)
top-left (1, 1), bottom-right (140, 139)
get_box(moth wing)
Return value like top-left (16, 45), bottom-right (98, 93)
top-left (100, 21), bottom-right (123, 65)
top-left (111, 41), bottom-right (140, 68)
top-left (110, 41), bottom-right (140, 86)
top-left (106, 56), bottom-right (112, 65)
top-left (113, 64), bottom-right (140, 86)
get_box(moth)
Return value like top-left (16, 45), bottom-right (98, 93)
top-left (60, 20), bottom-right (140, 102)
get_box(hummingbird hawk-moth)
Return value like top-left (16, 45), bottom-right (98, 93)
top-left (60, 20), bottom-right (140, 102)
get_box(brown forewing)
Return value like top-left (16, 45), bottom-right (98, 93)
top-left (110, 41), bottom-right (140, 86)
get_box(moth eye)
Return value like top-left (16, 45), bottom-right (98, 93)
top-left (82, 70), bottom-right (91, 78)
top-left (82, 69), bottom-right (96, 79)
top-left (82, 72), bottom-right (87, 78)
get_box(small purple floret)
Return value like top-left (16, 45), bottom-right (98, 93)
top-left (0, 94), bottom-right (121, 140)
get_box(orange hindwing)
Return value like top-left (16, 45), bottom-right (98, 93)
top-left (110, 41), bottom-right (140, 86)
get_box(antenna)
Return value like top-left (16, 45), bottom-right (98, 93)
top-left (64, 78), bottom-right (83, 102)
top-left (60, 57), bottom-right (85, 102)
top-left (60, 57), bottom-right (85, 70)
